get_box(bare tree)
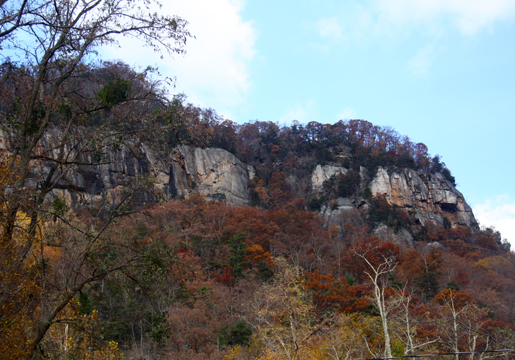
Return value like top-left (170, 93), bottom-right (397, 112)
top-left (394, 286), bottom-right (439, 355)
top-left (352, 239), bottom-right (400, 358)
top-left (0, 1), bottom-right (191, 358)
top-left (0, 0), bottom-right (44, 40)
top-left (0, 0), bottom-right (190, 240)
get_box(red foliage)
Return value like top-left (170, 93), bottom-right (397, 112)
top-left (455, 269), bottom-right (470, 286)
top-left (476, 233), bottom-right (499, 251)
top-left (268, 171), bottom-right (292, 208)
top-left (218, 266), bottom-right (235, 287)
top-left (481, 319), bottom-right (515, 332)
top-left (440, 239), bottom-right (471, 258)
top-left (175, 247), bottom-right (190, 254)
top-left (396, 246), bottom-right (443, 286)
top-left (437, 226), bottom-right (472, 242)
top-left (270, 144), bottom-right (281, 157)
top-left (399, 211), bottom-right (411, 223)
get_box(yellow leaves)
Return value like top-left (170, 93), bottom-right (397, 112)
top-left (475, 255), bottom-right (512, 274)
top-left (86, 340), bottom-right (123, 360)
top-left (302, 343), bottom-right (332, 360)
top-left (0, 224), bottom-right (41, 359)
top-left (43, 301), bottom-right (123, 359)
top-left (227, 327), bottom-right (375, 360)
top-left (0, 152), bottom-right (18, 192)
top-left (70, 338), bottom-right (124, 360)
top-left (224, 345), bottom-right (242, 359)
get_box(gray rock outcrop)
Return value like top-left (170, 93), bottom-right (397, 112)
top-left (369, 166), bottom-right (476, 228)
top-left (170, 145), bottom-right (253, 206)
top-left (22, 134), bottom-right (253, 207)
top-left (319, 198), bottom-right (362, 222)
top-left (311, 165), bottom-right (348, 192)
top-left (374, 224), bottom-right (414, 247)
top-left (309, 163), bottom-right (477, 231)
top-left (41, 139), bottom-right (172, 206)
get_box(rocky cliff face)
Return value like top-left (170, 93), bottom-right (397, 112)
top-left (314, 164), bottom-right (476, 231)
top-left (170, 145), bottom-right (254, 206)
top-left (30, 137), bottom-right (172, 207)
top-left (369, 166), bottom-right (476, 228)
top-left (27, 141), bottom-right (254, 207)
top-left (17, 133), bottom-right (476, 231)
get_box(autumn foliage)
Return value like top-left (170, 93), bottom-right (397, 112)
top-left (302, 271), bottom-right (369, 314)
top-left (1, 57), bottom-right (514, 359)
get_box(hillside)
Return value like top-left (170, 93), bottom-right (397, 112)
top-left (1, 61), bottom-right (514, 359)
top-left (21, 115), bottom-right (478, 244)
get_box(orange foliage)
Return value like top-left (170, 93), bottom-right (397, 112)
top-left (302, 271), bottom-right (369, 314)
top-left (225, 206), bottom-right (279, 250)
top-left (396, 246), bottom-right (443, 284)
top-left (0, 238), bottom-right (41, 359)
top-left (245, 244), bottom-right (275, 268)
top-left (434, 289), bottom-right (473, 311)
top-left (329, 224), bottom-right (339, 239)
top-left (437, 226), bottom-right (471, 242)
top-left (170, 248), bottom-right (204, 283)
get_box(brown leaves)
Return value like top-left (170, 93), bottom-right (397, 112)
top-left (434, 288), bottom-right (473, 311)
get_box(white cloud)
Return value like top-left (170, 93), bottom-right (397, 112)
top-left (101, 0), bottom-right (256, 118)
top-left (337, 107), bottom-right (357, 120)
top-left (279, 100), bottom-right (316, 124)
top-left (407, 44), bottom-right (435, 77)
top-left (473, 195), bottom-right (515, 246)
top-left (373, 0), bottom-right (515, 35)
top-left (316, 17), bottom-right (345, 40)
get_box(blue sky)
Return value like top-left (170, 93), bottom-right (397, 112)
top-left (102, 0), bottom-right (515, 243)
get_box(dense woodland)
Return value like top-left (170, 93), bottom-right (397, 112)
top-left (1, 1), bottom-right (515, 359)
